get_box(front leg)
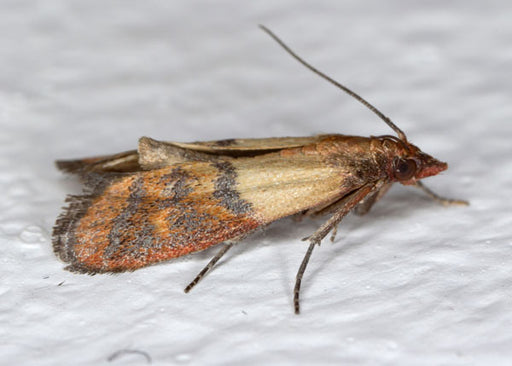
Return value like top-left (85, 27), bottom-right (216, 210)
top-left (294, 181), bottom-right (382, 314)
top-left (354, 183), bottom-right (393, 216)
top-left (415, 181), bottom-right (469, 206)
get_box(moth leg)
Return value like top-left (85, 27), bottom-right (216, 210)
top-left (307, 183), bottom-right (391, 243)
top-left (354, 183), bottom-right (393, 216)
top-left (293, 242), bottom-right (316, 314)
top-left (329, 183), bottom-right (387, 242)
top-left (330, 226), bottom-right (338, 242)
top-left (294, 182), bottom-right (379, 314)
top-left (184, 243), bottom-right (233, 293)
top-left (415, 181), bottom-right (469, 206)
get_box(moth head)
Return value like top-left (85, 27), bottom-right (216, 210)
top-left (390, 142), bottom-right (447, 185)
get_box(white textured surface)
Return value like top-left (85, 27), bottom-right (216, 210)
top-left (1, 1), bottom-right (511, 365)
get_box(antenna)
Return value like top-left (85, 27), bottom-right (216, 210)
top-left (259, 25), bottom-right (408, 143)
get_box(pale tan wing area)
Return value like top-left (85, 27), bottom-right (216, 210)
top-left (231, 151), bottom-right (354, 222)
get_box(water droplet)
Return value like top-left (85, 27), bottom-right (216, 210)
top-left (175, 353), bottom-right (192, 363)
top-left (19, 225), bottom-right (46, 244)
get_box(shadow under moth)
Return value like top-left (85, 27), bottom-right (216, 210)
top-left (53, 26), bottom-right (468, 314)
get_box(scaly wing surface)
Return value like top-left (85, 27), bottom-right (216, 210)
top-left (53, 148), bottom-right (355, 273)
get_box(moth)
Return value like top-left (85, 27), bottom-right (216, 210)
top-left (53, 26), bottom-right (468, 313)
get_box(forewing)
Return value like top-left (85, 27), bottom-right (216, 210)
top-left (53, 149), bottom-right (354, 273)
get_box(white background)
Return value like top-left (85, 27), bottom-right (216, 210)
top-left (1, 1), bottom-right (511, 365)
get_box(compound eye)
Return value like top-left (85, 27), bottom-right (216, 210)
top-left (394, 158), bottom-right (417, 180)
